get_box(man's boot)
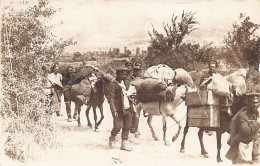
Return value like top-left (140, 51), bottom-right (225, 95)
top-left (109, 136), bottom-right (115, 148)
top-left (120, 140), bottom-right (132, 151)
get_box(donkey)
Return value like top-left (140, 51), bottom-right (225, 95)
top-left (63, 67), bottom-right (105, 129)
top-left (135, 84), bottom-right (189, 145)
top-left (179, 69), bottom-right (248, 162)
top-left (179, 94), bottom-right (246, 162)
top-left (84, 78), bottom-right (105, 131)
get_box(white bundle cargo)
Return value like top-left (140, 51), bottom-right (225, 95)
top-left (225, 68), bottom-right (247, 96)
top-left (174, 68), bottom-right (194, 87)
top-left (207, 73), bottom-right (232, 97)
top-left (144, 64), bottom-right (175, 83)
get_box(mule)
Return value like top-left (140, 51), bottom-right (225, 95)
top-left (84, 79), bottom-right (105, 131)
top-left (63, 67), bottom-right (105, 128)
top-left (135, 84), bottom-right (189, 145)
top-left (179, 94), bottom-right (246, 162)
top-left (179, 69), bottom-right (247, 162)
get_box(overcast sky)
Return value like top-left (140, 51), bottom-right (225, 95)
top-left (47, 0), bottom-right (260, 52)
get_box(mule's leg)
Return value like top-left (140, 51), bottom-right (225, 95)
top-left (180, 117), bottom-right (189, 153)
top-left (147, 114), bottom-right (159, 141)
top-left (93, 107), bottom-right (98, 131)
top-left (85, 106), bottom-right (92, 127)
top-left (198, 128), bottom-right (209, 158)
top-left (96, 105), bottom-right (104, 127)
top-left (216, 131), bottom-right (223, 162)
top-left (75, 103), bottom-right (81, 126)
top-left (162, 115), bottom-right (170, 146)
top-left (170, 114), bottom-right (182, 142)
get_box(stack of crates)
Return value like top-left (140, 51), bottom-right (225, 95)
top-left (185, 90), bottom-right (220, 128)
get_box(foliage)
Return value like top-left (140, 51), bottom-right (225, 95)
top-left (224, 13), bottom-right (260, 68)
top-left (1, 0), bottom-right (72, 162)
top-left (145, 11), bottom-right (213, 70)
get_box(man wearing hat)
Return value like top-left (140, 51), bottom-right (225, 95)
top-left (130, 62), bottom-right (144, 134)
top-left (107, 67), bottom-right (134, 151)
top-left (125, 61), bottom-right (134, 80)
top-left (132, 62), bottom-right (143, 79)
top-left (226, 93), bottom-right (260, 164)
top-left (199, 60), bottom-right (218, 90)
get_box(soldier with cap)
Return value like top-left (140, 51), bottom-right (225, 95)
top-left (107, 66), bottom-right (134, 151)
top-left (125, 61), bottom-right (134, 80)
top-left (130, 61), bottom-right (144, 134)
top-left (199, 60), bottom-right (218, 90)
top-left (132, 61), bottom-right (143, 79)
top-left (226, 92), bottom-right (260, 164)
top-left (62, 66), bottom-right (77, 122)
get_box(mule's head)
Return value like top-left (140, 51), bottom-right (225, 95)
top-left (171, 84), bottom-right (194, 101)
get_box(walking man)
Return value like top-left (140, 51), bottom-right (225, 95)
top-left (226, 93), bottom-right (260, 164)
top-left (107, 67), bottom-right (133, 151)
top-left (48, 64), bottom-right (63, 116)
top-left (62, 66), bottom-right (76, 121)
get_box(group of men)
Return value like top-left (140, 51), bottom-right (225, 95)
top-left (42, 60), bottom-right (259, 163)
top-left (41, 62), bottom-right (98, 120)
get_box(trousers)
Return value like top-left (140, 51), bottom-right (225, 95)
top-left (111, 109), bottom-right (132, 140)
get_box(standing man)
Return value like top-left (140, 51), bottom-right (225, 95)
top-left (226, 93), bottom-right (260, 164)
top-left (48, 64), bottom-right (63, 116)
top-left (199, 60), bottom-right (218, 90)
top-left (130, 62), bottom-right (143, 134)
top-left (62, 66), bottom-right (76, 122)
top-left (125, 61), bottom-right (134, 80)
top-left (41, 64), bottom-right (52, 114)
top-left (107, 67), bottom-right (133, 151)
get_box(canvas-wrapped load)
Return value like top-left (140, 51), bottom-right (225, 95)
top-left (144, 64), bottom-right (175, 83)
top-left (131, 78), bottom-right (168, 103)
top-left (225, 68), bottom-right (247, 96)
top-left (71, 79), bottom-right (92, 97)
top-left (173, 68), bottom-right (193, 87)
top-left (207, 73), bottom-right (232, 97)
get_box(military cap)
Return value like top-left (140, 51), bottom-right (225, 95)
top-left (125, 62), bottom-right (133, 68)
top-left (246, 92), bottom-right (260, 102)
top-left (133, 65), bottom-right (142, 70)
top-left (208, 60), bottom-right (218, 66)
top-left (116, 66), bottom-right (128, 72)
top-left (135, 61), bottom-right (142, 67)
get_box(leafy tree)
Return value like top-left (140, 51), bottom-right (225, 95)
top-left (1, 0), bottom-right (73, 161)
top-left (224, 13), bottom-right (260, 68)
top-left (145, 11), bottom-right (212, 70)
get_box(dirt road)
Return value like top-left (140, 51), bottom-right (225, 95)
top-left (1, 98), bottom-right (255, 166)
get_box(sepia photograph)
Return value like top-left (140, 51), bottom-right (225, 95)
top-left (0, 0), bottom-right (260, 166)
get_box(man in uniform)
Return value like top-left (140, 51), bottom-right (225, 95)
top-left (130, 62), bottom-right (143, 134)
top-left (62, 66), bottom-right (76, 122)
top-left (226, 93), bottom-right (260, 164)
top-left (107, 67), bottom-right (133, 151)
top-left (125, 61), bottom-right (134, 80)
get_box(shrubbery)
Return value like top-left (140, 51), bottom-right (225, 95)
top-left (1, 0), bottom-right (72, 162)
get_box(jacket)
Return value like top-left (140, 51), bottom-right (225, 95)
top-left (106, 79), bottom-right (127, 115)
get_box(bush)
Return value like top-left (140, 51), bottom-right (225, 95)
top-left (1, 0), bottom-right (71, 162)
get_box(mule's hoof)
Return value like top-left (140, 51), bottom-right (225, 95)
top-left (217, 158), bottom-right (223, 162)
top-left (134, 134), bottom-right (139, 138)
top-left (154, 136), bottom-right (159, 141)
top-left (78, 123), bottom-right (82, 127)
top-left (180, 148), bottom-right (185, 153)
top-left (164, 141), bottom-right (170, 146)
top-left (172, 136), bottom-right (178, 142)
top-left (202, 153), bottom-right (209, 158)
